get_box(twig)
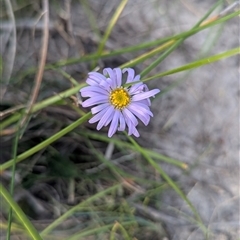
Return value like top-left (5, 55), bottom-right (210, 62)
top-left (200, 0), bottom-right (240, 26)
top-left (219, 1), bottom-right (240, 17)
top-left (21, 0), bottom-right (49, 126)
top-left (0, 104), bottom-right (25, 119)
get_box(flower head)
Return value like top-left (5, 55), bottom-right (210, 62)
top-left (80, 68), bottom-right (160, 137)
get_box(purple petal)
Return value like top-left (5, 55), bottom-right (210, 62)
top-left (126, 104), bottom-right (151, 126)
top-left (123, 68), bottom-right (135, 83)
top-left (114, 68), bottom-right (122, 87)
top-left (106, 78), bottom-right (117, 90)
top-left (133, 74), bottom-right (140, 81)
top-left (132, 127), bottom-right (140, 137)
top-left (108, 110), bottom-right (120, 137)
top-left (80, 86), bottom-right (109, 97)
top-left (138, 99), bottom-right (151, 106)
top-left (122, 108), bottom-right (138, 126)
top-left (129, 102), bottom-right (153, 117)
top-left (124, 116), bottom-right (134, 135)
top-left (143, 84), bottom-right (149, 91)
top-left (82, 68), bottom-right (158, 138)
top-left (118, 112), bottom-right (126, 131)
top-left (82, 95), bottom-right (108, 107)
top-left (123, 114), bottom-right (140, 137)
top-left (124, 116), bottom-right (139, 137)
top-left (104, 113), bottom-right (114, 127)
top-left (103, 68), bottom-right (117, 89)
top-left (99, 79), bottom-right (111, 92)
top-left (89, 107), bottom-right (109, 124)
top-left (88, 72), bottom-right (107, 82)
top-left (86, 72), bottom-right (106, 86)
top-left (128, 82), bottom-right (144, 95)
top-left (103, 68), bottom-right (114, 79)
top-left (97, 105), bottom-right (115, 130)
top-left (81, 92), bottom-right (103, 98)
top-left (131, 89), bottom-right (160, 101)
top-left (134, 84), bottom-right (150, 105)
top-left (86, 78), bottom-right (99, 86)
top-left (91, 103), bottom-right (110, 114)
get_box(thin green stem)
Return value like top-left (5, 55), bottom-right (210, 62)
top-left (193, 0), bottom-right (223, 28)
top-left (86, 139), bottom-right (124, 177)
top-left (95, 0), bottom-right (128, 66)
top-left (1, 114), bottom-right (21, 132)
top-left (2, 47), bottom-right (239, 133)
top-left (123, 47), bottom-right (240, 88)
top-left (140, 38), bottom-right (184, 77)
top-left (124, 132), bottom-right (207, 234)
top-left (80, 0), bottom-right (101, 38)
top-left (41, 183), bottom-right (121, 237)
top-left (81, 131), bottom-right (187, 169)
top-left (110, 221), bottom-right (131, 240)
top-left (0, 183), bottom-right (42, 240)
top-left (140, 0), bottom-right (223, 77)
top-left (141, 47), bottom-right (240, 83)
top-left (0, 112), bottom-right (91, 171)
top-left (50, 67), bottom-right (79, 86)
top-left (6, 118), bottom-right (22, 239)
top-left (16, 10), bottom-right (239, 80)
top-left (1, 83), bottom-right (85, 131)
top-left (68, 220), bottom-right (135, 240)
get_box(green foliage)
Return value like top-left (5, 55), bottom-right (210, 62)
top-left (0, 0), bottom-right (239, 239)
top-left (47, 153), bottom-right (79, 178)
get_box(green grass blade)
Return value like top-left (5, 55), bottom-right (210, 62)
top-left (67, 220), bottom-right (135, 240)
top-left (140, 38), bottom-right (184, 77)
top-left (55, 10), bottom-right (239, 67)
top-left (0, 112), bottom-right (91, 171)
top-left (16, 10), bottom-right (239, 80)
top-left (1, 83), bottom-right (85, 131)
top-left (193, 0), bottom-right (223, 28)
top-left (3, 47), bottom-right (238, 132)
top-left (142, 47), bottom-right (240, 83)
top-left (139, 0), bottom-right (223, 77)
top-left (124, 133), bottom-right (207, 233)
top-left (7, 118), bottom-right (21, 240)
top-left (110, 221), bottom-right (131, 240)
top-left (0, 183), bottom-right (42, 240)
top-left (1, 114), bottom-right (21, 133)
top-left (119, 40), bottom-right (176, 69)
top-left (0, 222), bottom-right (27, 237)
top-left (80, 0), bottom-right (101, 39)
top-left (158, 21), bottom-right (226, 97)
top-left (81, 131), bottom-right (187, 169)
top-left (96, 0), bottom-right (128, 59)
top-left (40, 183), bottom-right (121, 237)
top-left (51, 67), bottom-right (79, 86)
top-left (86, 139), bottom-right (127, 178)
top-left (32, 84), bottom-right (85, 113)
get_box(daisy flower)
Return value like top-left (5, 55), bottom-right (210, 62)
top-left (80, 68), bottom-right (160, 137)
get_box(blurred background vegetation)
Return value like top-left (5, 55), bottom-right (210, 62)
top-left (0, 0), bottom-right (239, 239)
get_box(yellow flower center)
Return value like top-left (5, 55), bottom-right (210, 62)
top-left (109, 88), bottom-right (130, 109)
